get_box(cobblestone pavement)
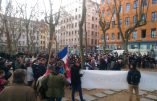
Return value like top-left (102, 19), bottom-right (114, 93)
top-left (38, 88), bottom-right (157, 101)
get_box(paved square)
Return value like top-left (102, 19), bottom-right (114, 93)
top-left (103, 90), bottom-right (115, 95)
top-left (140, 98), bottom-right (154, 101)
top-left (85, 88), bottom-right (95, 91)
top-left (75, 94), bottom-right (97, 101)
top-left (112, 89), bottom-right (122, 92)
top-left (145, 95), bottom-right (157, 100)
top-left (139, 90), bottom-right (147, 96)
top-left (62, 97), bottom-right (69, 101)
top-left (93, 93), bottom-right (107, 98)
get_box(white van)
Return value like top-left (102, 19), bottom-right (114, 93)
top-left (111, 50), bottom-right (124, 56)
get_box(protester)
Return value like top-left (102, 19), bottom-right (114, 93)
top-left (0, 69), bottom-right (36, 101)
top-left (41, 66), bottom-right (69, 101)
top-left (70, 58), bottom-right (85, 101)
top-left (26, 61), bottom-right (34, 86)
top-left (127, 63), bottom-right (141, 101)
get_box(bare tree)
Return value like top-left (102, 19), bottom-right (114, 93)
top-left (79, 0), bottom-right (86, 67)
top-left (16, 0), bottom-right (39, 53)
top-left (113, 0), bottom-right (150, 51)
top-left (44, 0), bottom-right (62, 64)
top-left (99, 1), bottom-right (114, 53)
top-left (0, 0), bottom-right (26, 54)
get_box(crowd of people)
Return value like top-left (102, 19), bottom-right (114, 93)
top-left (0, 51), bottom-right (156, 101)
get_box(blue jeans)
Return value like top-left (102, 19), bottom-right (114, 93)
top-left (47, 97), bottom-right (62, 101)
top-left (72, 84), bottom-right (84, 101)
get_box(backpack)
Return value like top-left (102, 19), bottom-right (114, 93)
top-left (130, 71), bottom-right (141, 85)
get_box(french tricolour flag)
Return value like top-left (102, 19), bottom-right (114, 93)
top-left (58, 46), bottom-right (71, 82)
top-left (58, 46), bottom-right (68, 66)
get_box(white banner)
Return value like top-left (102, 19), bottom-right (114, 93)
top-left (81, 70), bottom-right (157, 91)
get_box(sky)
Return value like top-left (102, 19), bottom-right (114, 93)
top-left (1, 0), bottom-right (100, 19)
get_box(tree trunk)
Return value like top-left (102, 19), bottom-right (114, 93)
top-left (123, 40), bottom-right (128, 52)
top-left (102, 31), bottom-right (106, 53)
top-left (4, 19), bottom-right (12, 54)
top-left (79, 0), bottom-right (86, 68)
top-left (26, 25), bottom-right (30, 52)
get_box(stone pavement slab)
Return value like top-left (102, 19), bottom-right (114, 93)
top-left (140, 98), bottom-right (154, 101)
top-left (93, 93), bottom-right (107, 98)
top-left (139, 90), bottom-right (147, 96)
top-left (85, 88), bottom-right (95, 91)
top-left (145, 95), bottom-right (157, 100)
top-left (103, 90), bottom-right (115, 95)
top-left (62, 97), bottom-right (69, 101)
top-left (75, 94), bottom-right (97, 101)
top-left (112, 89), bottom-right (122, 92)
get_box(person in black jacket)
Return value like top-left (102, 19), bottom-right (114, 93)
top-left (98, 58), bottom-right (107, 70)
top-left (70, 58), bottom-right (85, 101)
top-left (127, 62), bottom-right (141, 101)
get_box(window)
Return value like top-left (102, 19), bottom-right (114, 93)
top-left (75, 8), bottom-right (77, 12)
top-left (92, 17), bottom-right (94, 21)
top-left (125, 17), bottom-right (130, 26)
top-left (133, 15), bottom-right (137, 24)
top-left (75, 15), bottom-right (77, 20)
top-left (101, 0), bottom-right (104, 4)
top-left (91, 39), bottom-right (94, 45)
top-left (141, 29), bottom-right (146, 38)
top-left (126, 3), bottom-right (130, 12)
top-left (106, 22), bottom-right (110, 28)
top-left (107, 0), bottom-right (110, 4)
top-left (18, 41), bottom-right (21, 45)
top-left (118, 32), bottom-right (121, 40)
top-left (92, 24), bottom-right (94, 28)
top-left (79, 14), bottom-right (81, 18)
top-left (152, 0), bottom-right (157, 4)
top-left (118, 19), bottom-right (122, 26)
top-left (142, 0), bottom-right (147, 6)
top-left (132, 31), bottom-right (137, 39)
top-left (141, 13), bottom-right (146, 21)
top-left (75, 22), bottom-right (77, 27)
top-left (106, 34), bottom-right (109, 40)
top-left (130, 45), bottom-right (136, 49)
top-left (95, 32), bottom-right (97, 36)
top-left (92, 31), bottom-right (94, 35)
top-left (133, 0), bottom-right (138, 9)
top-left (152, 12), bottom-right (157, 21)
top-left (107, 10), bottom-right (110, 16)
top-left (120, 5), bottom-right (122, 13)
top-left (111, 33), bottom-right (115, 40)
top-left (95, 25), bottom-right (97, 28)
top-left (112, 21), bottom-right (115, 28)
top-left (151, 28), bottom-right (156, 38)
top-left (95, 40), bottom-right (97, 44)
top-left (101, 34), bottom-right (104, 40)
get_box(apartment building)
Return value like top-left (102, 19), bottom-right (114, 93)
top-left (0, 16), bottom-right (49, 53)
top-left (56, 0), bottom-right (99, 53)
top-left (100, 0), bottom-right (157, 53)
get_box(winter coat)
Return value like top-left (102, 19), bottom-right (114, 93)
top-left (0, 84), bottom-right (36, 101)
top-left (70, 64), bottom-right (82, 86)
top-left (41, 74), bottom-right (69, 98)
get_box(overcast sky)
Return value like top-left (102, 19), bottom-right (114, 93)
top-left (1, 0), bottom-right (99, 19)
